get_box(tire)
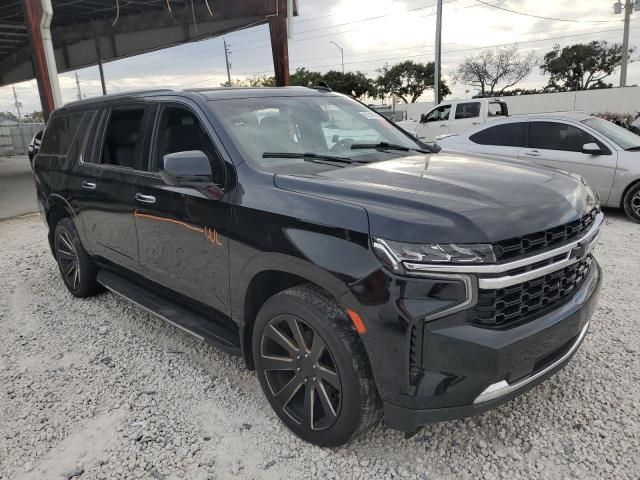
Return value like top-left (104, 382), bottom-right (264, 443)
top-left (622, 182), bottom-right (640, 223)
top-left (252, 284), bottom-right (382, 447)
top-left (53, 217), bottom-right (102, 298)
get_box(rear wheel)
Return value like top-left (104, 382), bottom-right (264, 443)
top-left (252, 285), bottom-right (382, 447)
top-left (54, 217), bottom-right (102, 297)
top-left (623, 182), bottom-right (640, 223)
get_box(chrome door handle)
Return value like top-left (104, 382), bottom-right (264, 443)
top-left (525, 150), bottom-right (541, 157)
top-left (135, 193), bottom-right (156, 204)
top-left (81, 181), bottom-right (96, 190)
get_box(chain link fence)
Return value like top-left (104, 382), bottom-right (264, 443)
top-left (0, 123), bottom-right (44, 156)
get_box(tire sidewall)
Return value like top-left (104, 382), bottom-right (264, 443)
top-left (54, 218), bottom-right (97, 297)
top-left (252, 291), bottom-right (364, 447)
top-left (623, 183), bottom-right (640, 223)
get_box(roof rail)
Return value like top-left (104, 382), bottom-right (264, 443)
top-left (63, 88), bottom-right (174, 107)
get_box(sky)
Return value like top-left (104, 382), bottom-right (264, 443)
top-left (0, 0), bottom-right (638, 116)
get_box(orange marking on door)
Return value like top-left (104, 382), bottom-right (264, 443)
top-left (134, 210), bottom-right (204, 233)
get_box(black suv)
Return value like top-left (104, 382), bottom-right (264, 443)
top-left (33, 87), bottom-right (602, 446)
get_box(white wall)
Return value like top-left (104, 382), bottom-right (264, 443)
top-left (395, 86), bottom-right (640, 120)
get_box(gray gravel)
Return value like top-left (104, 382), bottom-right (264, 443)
top-left (1, 210), bottom-right (639, 480)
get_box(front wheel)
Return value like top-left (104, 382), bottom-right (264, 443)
top-left (623, 182), bottom-right (640, 223)
top-left (252, 285), bottom-right (382, 447)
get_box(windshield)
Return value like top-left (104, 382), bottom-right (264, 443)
top-left (208, 94), bottom-right (426, 172)
top-left (582, 117), bottom-right (640, 150)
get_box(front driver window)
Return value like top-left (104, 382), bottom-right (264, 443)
top-left (424, 105), bottom-right (451, 122)
top-left (152, 106), bottom-right (224, 186)
top-left (530, 122), bottom-right (601, 153)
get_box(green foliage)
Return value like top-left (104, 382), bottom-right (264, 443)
top-left (320, 70), bottom-right (377, 99)
top-left (220, 74), bottom-right (276, 87)
top-left (289, 67), bottom-right (324, 87)
top-left (0, 111), bottom-right (19, 123)
top-left (375, 60), bottom-right (450, 103)
top-left (541, 41), bottom-right (627, 92)
top-left (22, 110), bottom-right (44, 123)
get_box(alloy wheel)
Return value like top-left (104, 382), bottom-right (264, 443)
top-left (260, 315), bottom-right (342, 431)
top-left (632, 191), bottom-right (640, 217)
top-left (55, 229), bottom-right (80, 290)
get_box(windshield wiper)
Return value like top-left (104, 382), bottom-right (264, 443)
top-left (262, 152), bottom-right (356, 165)
top-left (625, 146), bottom-right (640, 151)
top-left (350, 141), bottom-right (433, 154)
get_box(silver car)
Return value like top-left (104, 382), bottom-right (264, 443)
top-left (437, 113), bottom-right (640, 222)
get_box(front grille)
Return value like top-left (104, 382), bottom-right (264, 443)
top-left (471, 255), bottom-right (593, 328)
top-left (494, 209), bottom-right (598, 262)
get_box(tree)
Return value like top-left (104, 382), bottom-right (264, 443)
top-left (22, 110), bottom-right (44, 123)
top-left (541, 41), bottom-right (628, 92)
top-left (0, 111), bottom-right (19, 123)
top-left (454, 45), bottom-right (538, 97)
top-left (220, 74), bottom-right (275, 87)
top-left (289, 67), bottom-right (324, 87)
top-left (376, 60), bottom-right (450, 103)
top-left (321, 70), bottom-right (377, 99)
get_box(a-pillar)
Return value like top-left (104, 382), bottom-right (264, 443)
top-left (22, 0), bottom-right (62, 121)
top-left (268, 0), bottom-right (290, 87)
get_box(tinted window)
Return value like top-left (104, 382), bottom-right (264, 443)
top-left (152, 106), bottom-right (224, 186)
top-left (39, 112), bottom-right (84, 155)
top-left (100, 108), bottom-right (146, 168)
top-left (424, 105), bottom-right (451, 122)
top-left (530, 122), bottom-right (599, 152)
top-left (470, 122), bottom-right (527, 147)
top-left (455, 102), bottom-right (480, 119)
top-left (488, 102), bottom-right (508, 117)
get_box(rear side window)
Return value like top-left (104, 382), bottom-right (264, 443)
top-left (530, 122), bottom-right (600, 153)
top-left (39, 112), bottom-right (84, 156)
top-left (100, 108), bottom-right (146, 168)
top-left (470, 122), bottom-right (527, 147)
top-left (454, 102), bottom-right (480, 119)
top-left (488, 102), bottom-right (508, 117)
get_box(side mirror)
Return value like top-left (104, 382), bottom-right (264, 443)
top-left (420, 113), bottom-right (427, 123)
top-left (160, 150), bottom-right (212, 186)
top-left (582, 143), bottom-right (603, 155)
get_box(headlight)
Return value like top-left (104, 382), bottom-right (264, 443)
top-left (373, 238), bottom-right (495, 272)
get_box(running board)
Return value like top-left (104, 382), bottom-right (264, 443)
top-left (97, 270), bottom-right (241, 356)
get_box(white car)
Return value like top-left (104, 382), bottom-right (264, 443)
top-left (437, 113), bottom-right (640, 223)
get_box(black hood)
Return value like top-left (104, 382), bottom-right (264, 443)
top-left (274, 152), bottom-right (598, 243)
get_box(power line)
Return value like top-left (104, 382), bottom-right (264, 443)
top-left (473, 0), bottom-right (622, 24)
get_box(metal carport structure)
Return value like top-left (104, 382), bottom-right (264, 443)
top-left (0, 0), bottom-right (295, 120)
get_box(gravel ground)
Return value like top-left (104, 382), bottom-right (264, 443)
top-left (1, 210), bottom-right (639, 480)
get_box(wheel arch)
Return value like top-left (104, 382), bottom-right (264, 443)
top-left (45, 195), bottom-right (78, 257)
top-left (620, 178), bottom-right (640, 209)
top-left (236, 253), bottom-right (351, 369)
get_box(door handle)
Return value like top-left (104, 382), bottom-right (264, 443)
top-left (135, 193), bottom-right (156, 204)
top-left (81, 181), bottom-right (96, 190)
top-left (440, 124), bottom-right (448, 127)
top-left (525, 150), bottom-right (541, 157)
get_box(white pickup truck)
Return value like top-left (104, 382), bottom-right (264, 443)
top-left (399, 98), bottom-right (509, 143)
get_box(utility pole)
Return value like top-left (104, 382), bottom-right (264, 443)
top-left (615, 0), bottom-right (636, 87)
top-left (75, 72), bottom-right (82, 100)
top-left (621, 0), bottom-right (632, 87)
top-left (223, 38), bottom-right (232, 86)
top-left (12, 86), bottom-right (22, 122)
top-left (330, 40), bottom-right (344, 73)
top-left (434, 0), bottom-right (443, 106)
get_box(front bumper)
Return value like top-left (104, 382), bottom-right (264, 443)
top-left (381, 261), bottom-right (601, 432)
